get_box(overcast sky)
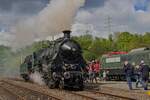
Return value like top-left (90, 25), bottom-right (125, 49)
top-left (74, 0), bottom-right (150, 37)
top-left (0, 0), bottom-right (150, 37)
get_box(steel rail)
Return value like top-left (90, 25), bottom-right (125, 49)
top-left (1, 80), bottom-right (62, 100)
top-left (88, 90), bottom-right (136, 100)
top-left (0, 85), bottom-right (26, 100)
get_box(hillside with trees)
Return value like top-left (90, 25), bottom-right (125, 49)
top-left (73, 32), bottom-right (150, 60)
top-left (0, 32), bottom-right (149, 76)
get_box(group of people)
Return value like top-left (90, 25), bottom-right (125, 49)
top-left (84, 59), bottom-right (150, 90)
top-left (86, 60), bottom-right (100, 83)
top-left (123, 60), bottom-right (150, 90)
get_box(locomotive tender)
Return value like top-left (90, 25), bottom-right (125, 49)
top-left (20, 30), bottom-right (86, 90)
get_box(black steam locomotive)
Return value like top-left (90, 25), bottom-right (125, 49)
top-left (20, 30), bottom-right (86, 90)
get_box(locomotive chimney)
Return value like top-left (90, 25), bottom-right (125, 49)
top-left (63, 30), bottom-right (71, 39)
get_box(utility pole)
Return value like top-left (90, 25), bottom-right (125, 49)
top-left (105, 16), bottom-right (113, 35)
top-left (51, 34), bottom-right (55, 41)
top-left (105, 16), bottom-right (116, 51)
top-left (105, 16), bottom-right (128, 35)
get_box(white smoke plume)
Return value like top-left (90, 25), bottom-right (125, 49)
top-left (11, 0), bottom-right (85, 48)
top-left (30, 71), bottom-right (45, 85)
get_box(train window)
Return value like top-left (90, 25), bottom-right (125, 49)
top-left (106, 57), bottom-right (120, 63)
top-left (124, 55), bottom-right (131, 61)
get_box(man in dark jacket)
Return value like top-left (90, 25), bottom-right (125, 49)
top-left (123, 60), bottom-right (134, 90)
top-left (140, 60), bottom-right (150, 90)
top-left (134, 65), bottom-right (141, 88)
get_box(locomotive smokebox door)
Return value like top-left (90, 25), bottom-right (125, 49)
top-left (63, 30), bottom-right (71, 39)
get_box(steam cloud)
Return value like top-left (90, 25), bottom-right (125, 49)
top-left (11, 0), bottom-right (85, 48)
top-left (30, 71), bottom-right (45, 85)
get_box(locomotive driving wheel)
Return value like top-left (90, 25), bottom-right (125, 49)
top-left (48, 80), bottom-right (56, 89)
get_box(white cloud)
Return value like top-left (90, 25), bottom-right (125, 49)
top-left (148, 3), bottom-right (150, 11)
top-left (0, 0), bottom-right (47, 30)
top-left (0, 31), bottom-right (14, 46)
top-left (72, 23), bottom-right (98, 36)
top-left (73, 0), bottom-right (150, 37)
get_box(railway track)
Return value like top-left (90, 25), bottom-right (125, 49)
top-left (0, 79), bottom-right (97, 100)
top-left (38, 88), bottom-right (134, 100)
top-left (1, 78), bottom-right (149, 100)
top-left (0, 79), bottom-right (133, 100)
top-left (85, 82), bottom-right (150, 100)
top-left (74, 90), bottom-right (134, 100)
top-left (0, 83), bottom-right (21, 100)
top-left (98, 86), bottom-right (150, 100)
top-left (0, 80), bottom-right (62, 100)
top-left (85, 90), bottom-right (135, 100)
top-left (0, 79), bottom-right (99, 100)
top-left (101, 85), bottom-right (147, 94)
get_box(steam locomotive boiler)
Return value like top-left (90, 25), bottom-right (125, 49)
top-left (20, 30), bottom-right (86, 90)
